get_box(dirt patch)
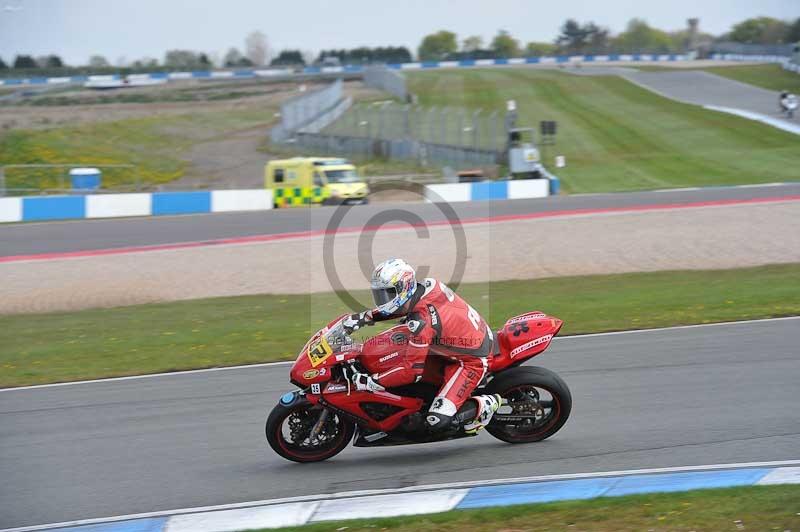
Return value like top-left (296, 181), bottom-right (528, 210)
top-left (2, 201), bottom-right (798, 314)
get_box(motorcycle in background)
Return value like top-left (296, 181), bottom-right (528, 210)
top-left (780, 92), bottom-right (797, 119)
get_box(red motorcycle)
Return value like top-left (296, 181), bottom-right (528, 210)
top-left (266, 311), bottom-right (572, 462)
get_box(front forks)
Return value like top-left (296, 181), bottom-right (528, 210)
top-left (308, 408), bottom-right (330, 442)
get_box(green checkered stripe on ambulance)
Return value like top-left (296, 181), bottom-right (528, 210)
top-left (274, 186), bottom-right (329, 207)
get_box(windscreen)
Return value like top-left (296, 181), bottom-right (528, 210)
top-left (325, 169), bottom-right (360, 183)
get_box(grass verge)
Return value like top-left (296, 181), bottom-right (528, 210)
top-left (265, 484), bottom-right (800, 532)
top-left (0, 107), bottom-right (277, 192)
top-left (1, 264), bottom-right (798, 388)
top-left (404, 68), bottom-right (800, 193)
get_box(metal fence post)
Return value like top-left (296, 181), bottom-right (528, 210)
top-left (0, 166), bottom-right (5, 197)
top-left (472, 109), bottom-right (482, 163)
top-left (457, 110), bottom-right (464, 147)
top-left (403, 105), bottom-right (411, 139)
top-left (428, 107), bottom-right (437, 144)
top-left (489, 111), bottom-right (497, 154)
top-left (440, 108), bottom-right (447, 147)
top-left (378, 103), bottom-right (386, 140)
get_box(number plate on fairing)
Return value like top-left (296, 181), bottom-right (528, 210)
top-left (307, 335), bottom-right (333, 367)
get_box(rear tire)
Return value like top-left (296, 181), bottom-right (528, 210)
top-left (484, 366), bottom-right (572, 443)
top-left (266, 397), bottom-right (355, 463)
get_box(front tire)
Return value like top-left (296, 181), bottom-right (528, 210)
top-left (485, 366), bottom-right (572, 443)
top-left (266, 397), bottom-right (355, 463)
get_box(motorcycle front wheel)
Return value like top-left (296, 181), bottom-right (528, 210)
top-left (485, 366), bottom-right (572, 443)
top-left (266, 397), bottom-right (355, 463)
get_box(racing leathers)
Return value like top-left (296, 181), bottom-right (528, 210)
top-left (347, 278), bottom-right (497, 430)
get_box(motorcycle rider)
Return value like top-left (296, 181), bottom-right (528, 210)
top-left (780, 90), bottom-right (797, 118)
top-left (343, 258), bottom-right (502, 434)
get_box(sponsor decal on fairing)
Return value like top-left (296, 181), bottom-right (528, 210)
top-left (379, 351), bottom-right (400, 363)
top-left (507, 312), bottom-right (546, 325)
top-left (509, 334), bottom-right (553, 359)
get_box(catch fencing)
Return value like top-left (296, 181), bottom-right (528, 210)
top-left (276, 95), bottom-right (506, 168)
top-left (270, 79), bottom-right (351, 142)
top-left (291, 133), bottom-right (500, 167)
top-left (325, 102), bottom-right (505, 151)
top-left (363, 66), bottom-right (410, 102)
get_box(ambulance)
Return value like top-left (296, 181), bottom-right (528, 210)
top-left (264, 157), bottom-right (369, 207)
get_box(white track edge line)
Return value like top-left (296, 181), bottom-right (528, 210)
top-left (1, 315), bottom-right (797, 393)
top-left (4, 459), bottom-right (799, 532)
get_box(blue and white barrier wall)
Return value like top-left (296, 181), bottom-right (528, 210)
top-left (20, 462), bottom-right (800, 532)
top-left (711, 53), bottom-right (800, 74)
top-left (0, 189), bottom-right (273, 223)
top-left (425, 178), bottom-right (554, 204)
top-left (0, 54), bottom-right (689, 87)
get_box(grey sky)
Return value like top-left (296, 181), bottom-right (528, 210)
top-left (1, 0), bottom-right (798, 65)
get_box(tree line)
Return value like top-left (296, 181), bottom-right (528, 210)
top-left (2, 16), bottom-right (799, 76)
top-left (417, 16), bottom-right (800, 61)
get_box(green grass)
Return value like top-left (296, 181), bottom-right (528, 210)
top-left (404, 68), bottom-right (800, 193)
top-left (1, 264), bottom-right (798, 388)
top-left (265, 485), bottom-right (800, 532)
top-left (0, 107), bottom-right (278, 192)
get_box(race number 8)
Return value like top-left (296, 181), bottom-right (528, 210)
top-left (467, 305), bottom-right (480, 330)
top-left (439, 281), bottom-right (455, 302)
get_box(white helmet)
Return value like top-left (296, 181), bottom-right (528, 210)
top-left (370, 258), bottom-right (417, 316)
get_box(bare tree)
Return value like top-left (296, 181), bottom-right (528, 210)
top-left (245, 30), bottom-right (269, 66)
top-left (301, 49), bottom-right (316, 65)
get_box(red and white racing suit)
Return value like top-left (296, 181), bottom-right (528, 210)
top-left (371, 278), bottom-right (494, 427)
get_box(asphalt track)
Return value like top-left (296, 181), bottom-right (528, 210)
top-left (1, 317), bottom-right (798, 528)
top-left (2, 183), bottom-right (799, 257)
top-left (623, 70), bottom-right (786, 119)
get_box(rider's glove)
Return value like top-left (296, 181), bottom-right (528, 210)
top-left (343, 310), bottom-right (375, 334)
top-left (351, 371), bottom-right (385, 392)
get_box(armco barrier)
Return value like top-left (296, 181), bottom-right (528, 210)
top-left (0, 54), bottom-right (690, 88)
top-left (711, 53), bottom-right (800, 75)
top-left (0, 189), bottom-right (273, 223)
top-left (425, 178), bottom-right (552, 203)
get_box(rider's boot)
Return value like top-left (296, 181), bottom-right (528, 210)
top-left (463, 394), bottom-right (503, 434)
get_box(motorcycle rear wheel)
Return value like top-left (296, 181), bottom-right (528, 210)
top-left (485, 366), bottom-right (572, 443)
top-left (266, 397), bottom-right (355, 463)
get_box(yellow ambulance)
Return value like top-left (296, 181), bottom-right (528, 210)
top-left (264, 157), bottom-right (369, 207)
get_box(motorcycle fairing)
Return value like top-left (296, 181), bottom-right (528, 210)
top-left (491, 311), bottom-right (563, 372)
